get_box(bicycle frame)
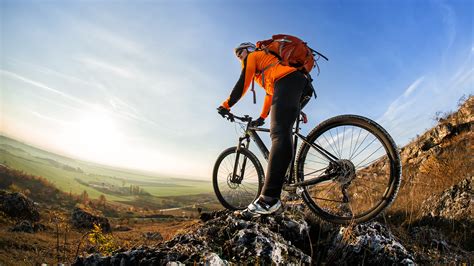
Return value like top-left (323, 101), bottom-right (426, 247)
top-left (232, 113), bottom-right (340, 188)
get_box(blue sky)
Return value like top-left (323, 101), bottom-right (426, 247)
top-left (1, 0), bottom-right (472, 179)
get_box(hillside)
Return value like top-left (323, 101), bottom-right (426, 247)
top-left (390, 95), bottom-right (473, 220)
top-left (0, 166), bottom-right (200, 264)
top-left (0, 135), bottom-right (218, 212)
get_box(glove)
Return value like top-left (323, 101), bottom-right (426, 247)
top-left (217, 106), bottom-right (229, 118)
top-left (250, 117), bottom-right (265, 127)
top-left (217, 106), bottom-right (234, 121)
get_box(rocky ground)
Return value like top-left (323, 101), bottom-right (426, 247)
top-left (71, 97), bottom-right (473, 264)
top-left (72, 176), bottom-right (472, 265)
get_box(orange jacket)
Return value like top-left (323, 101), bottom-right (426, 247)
top-left (222, 50), bottom-right (297, 119)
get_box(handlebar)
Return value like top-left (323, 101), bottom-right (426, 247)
top-left (219, 111), bottom-right (252, 123)
top-left (230, 113), bottom-right (252, 123)
top-left (223, 111), bottom-right (308, 125)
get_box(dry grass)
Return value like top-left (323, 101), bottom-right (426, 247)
top-left (389, 130), bottom-right (473, 222)
top-left (0, 207), bottom-right (199, 265)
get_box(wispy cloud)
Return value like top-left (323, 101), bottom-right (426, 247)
top-left (0, 69), bottom-right (91, 107)
top-left (378, 49), bottom-right (473, 146)
top-left (380, 76), bottom-right (425, 122)
top-left (31, 111), bottom-right (73, 126)
top-left (1, 69), bottom-right (158, 128)
top-left (77, 56), bottom-right (138, 79)
top-left (402, 76), bottom-right (425, 98)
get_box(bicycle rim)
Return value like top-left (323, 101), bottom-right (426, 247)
top-left (296, 115), bottom-right (401, 224)
top-left (213, 147), bottom-right (264, 210)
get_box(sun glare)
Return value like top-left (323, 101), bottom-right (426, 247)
top-left (59, 107), bottom-right (124, 162)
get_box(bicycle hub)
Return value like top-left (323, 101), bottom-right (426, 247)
top-left (333, 159), bottom-right (356, 185)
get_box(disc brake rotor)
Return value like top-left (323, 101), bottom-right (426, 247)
top-left (227, 173), bottom-right (241, 189)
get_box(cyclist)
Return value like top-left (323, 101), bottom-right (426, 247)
top-left (217, 42), bottom-right (314, 216)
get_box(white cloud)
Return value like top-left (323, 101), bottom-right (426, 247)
top-left (77, 56), bottom-right (138, 79)
top-left (380, 76), bottom-right (425, 122)
top-left (0, 69), bottom-right (91, 107)
top-left (377, 53), bottom-right (473, 146)
top-left (31, 111), bottom-right (73, 127)
top-left (402, 76), bottom-right (425, 97)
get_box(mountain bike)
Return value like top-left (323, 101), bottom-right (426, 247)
top-left (212, 111), bottom-right (401, 224)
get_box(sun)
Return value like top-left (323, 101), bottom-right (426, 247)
top-left (59, 107), bottom-right (124, 162)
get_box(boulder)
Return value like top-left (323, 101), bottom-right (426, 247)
top-left (143, 232), bottom-right (163, 241)
top-left (9, 220), bottom-right (47, 233)
top-left (327, 222), bottom-right (415, 265)
top-left (0, 190), bottom-right (40, 221)
top-left (71, 206), bottom-right (111, 232)
top-left (421, 176), bottom-right (473, 221)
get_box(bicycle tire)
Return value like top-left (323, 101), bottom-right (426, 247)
top-left (213, 147), bottom-right (264, 210)
top-left (295, 115), bottom-right (401, 224)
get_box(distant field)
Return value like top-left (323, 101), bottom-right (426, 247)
top-left (0, 136), bottom-right (215, 203)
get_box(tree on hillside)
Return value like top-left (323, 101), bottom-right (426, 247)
top-left (98, 194), bottom-right (107, 208)
top-left (81, 190), bottom-right (89, 204)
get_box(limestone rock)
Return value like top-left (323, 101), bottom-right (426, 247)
top-left (327, 222), bottom-right (415, 265)
top-left (421, 176), bottom-right (473, 221)
top-left (0, 190), bottom-right (40, 222)
top-left (9, 220), bottom-right (47, 233)
top-left (71, 206), bottom-right (111, 232)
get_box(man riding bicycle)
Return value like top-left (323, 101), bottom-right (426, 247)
top-left (217, 41), bottom-right (314, 216)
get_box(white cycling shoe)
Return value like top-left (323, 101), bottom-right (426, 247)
top-left (247, 197), bottom-right (282, 215)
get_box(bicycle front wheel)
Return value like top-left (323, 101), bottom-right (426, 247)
top-left (296, 115), bottom-right (401, 224)
top-left (213, 147), bottom-right (264, 210)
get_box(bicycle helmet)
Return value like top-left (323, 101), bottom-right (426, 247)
top-left (235, 42), bottom-right (256, 55)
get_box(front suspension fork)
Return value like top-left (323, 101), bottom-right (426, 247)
top-left (232, 136), bottom-right (251, 183)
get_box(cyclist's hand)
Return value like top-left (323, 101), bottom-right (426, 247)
top-left (217, 106), bottom-right (234, 121)
top-left (217, 106), bottom-right (229, 117)
top-left (250, 117), bottom-right (265, 127)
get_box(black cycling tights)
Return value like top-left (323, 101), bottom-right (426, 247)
top-left (261, 71), bottom-right (312, 199)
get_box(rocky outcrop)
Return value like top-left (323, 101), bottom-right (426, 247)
top-left (71, 206), bottom-right (111, 232)
top-left (0, 190), bottom-right (40, 222)
top-left (327, 222), bottom-right (414, 265)
top-left (9, 220), bottom-right (47, 233)
top-left (74, 205), bottom-right (421, 265)
top-left (400, 96), bottom-right (473, 165)
top-left (421, 176), bottom-right (473, 221)
top-left (74, 206), bottom-right (312, 265)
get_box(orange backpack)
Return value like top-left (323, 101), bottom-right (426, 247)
top-left (256, 34), bottom-right (328, 74)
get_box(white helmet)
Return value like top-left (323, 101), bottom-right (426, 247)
top-left (234, 42), bottom-right (256, 55)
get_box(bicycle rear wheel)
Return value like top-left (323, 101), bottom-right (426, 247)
top-left (296, 115), bottom-right (401, 224)
top-left (213, 147), bottom-right (264, 210)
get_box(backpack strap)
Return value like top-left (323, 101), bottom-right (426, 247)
top-left (251, 80), bottom-right (256, 104)
top-left (251, 62), bottom-right (277, 104)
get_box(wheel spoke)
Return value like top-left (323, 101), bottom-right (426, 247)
top-left (341, 126), bottom-right (346, 158)
top-left (354, 145), bottom-right (383, 168)
top-left (322, 134), bottom-right (341, 160)
top-left (304, 167), bottom-right (328, 177)
top-left (349, 128), bottom-right (367, 160)
top-left (351, 137), bottom-right (377, 162)
top-left (329, 129), bottom-right (342, 158)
